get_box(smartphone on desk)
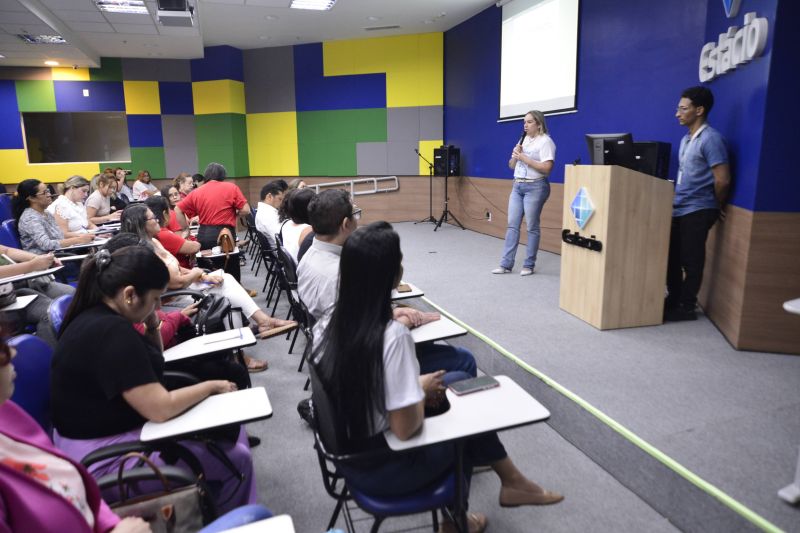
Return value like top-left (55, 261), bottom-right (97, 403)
top-left (448, 375), bottom-right (500, 396)
top-left (395, 283), bottom-right (412, 293)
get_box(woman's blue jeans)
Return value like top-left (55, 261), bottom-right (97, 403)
top-left (500, 179), bottom-right (551, 270)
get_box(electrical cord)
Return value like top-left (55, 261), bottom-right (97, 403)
top-left (453, 176), bottom-right (562, 230)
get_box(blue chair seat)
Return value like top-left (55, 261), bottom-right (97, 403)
top-left (8, 334), bottom-right (53, 433)
top-left (48, 294), bottom-right (73, 337)
top-left (348, 472), bottom-right (456, 517)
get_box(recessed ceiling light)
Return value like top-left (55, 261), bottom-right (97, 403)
top-left (264, 15), bottom-right (278, 20)
top-left (19, 34), bottom-right (67, 44)
top-left (44, 60), bottom-right (59, 66)
top-left (366, 15), bottom-right (380, 21)
top-left (259, 35), bottom-right (270, 40)
top-left (95, 0), bottom-right (148, 14)
top-left (290, 0), bottom-right (337, 11)
top-left (0, 54), bottom-right (5, 59)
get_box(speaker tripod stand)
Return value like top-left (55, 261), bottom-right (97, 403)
top-left (414, 149), bottom-right (436, 225)
top-left (434, 172), bottom-right (465, 232)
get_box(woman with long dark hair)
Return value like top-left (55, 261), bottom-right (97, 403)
top-left (50, 245), bottom-right (257, 513)
top-left (316, 222), bottom-right (562, 532)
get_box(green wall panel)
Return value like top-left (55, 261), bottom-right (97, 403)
top-left (296, 108), bottom-right (386, 176)
top-left (195, 113), bottom-right (248, 176)
top-left (90, 58), bottom-right (123, 82)
top-left (129, 147), bottom-right (166, 179)
top-left (196, 144), bottom-right (248, 177)
top-left (15, 80), bottom-right (56, 112)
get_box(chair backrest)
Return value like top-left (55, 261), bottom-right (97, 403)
top-left (48, 294), bottom-right (73, 337)
top-left (8, 334), bottom-right (54, 433)
top-left (275, 244), bottom-right (298, 286)
top-left (309, 361), bottom-right (349, 457)
top-left (0, 218), bottom-right (21, 249)
top-left (0, 194), bottom-right (13, 222)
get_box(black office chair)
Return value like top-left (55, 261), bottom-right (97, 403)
top-left (308, 362), bottom-right (457, 533)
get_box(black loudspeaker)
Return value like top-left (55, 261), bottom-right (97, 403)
top-left (633, 141), bottom-right (671, 179)
top-left (433, 145), bottom-right (461, 177)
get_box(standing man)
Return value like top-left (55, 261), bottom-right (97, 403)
top-left (665, 86), bottom-right (731, 321)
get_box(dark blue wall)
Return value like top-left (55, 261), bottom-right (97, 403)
top-left (444, 0), bottom-right (792, 213)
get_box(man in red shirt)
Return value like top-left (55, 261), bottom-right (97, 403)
top-left (176, 163), bottom-right (251, 282)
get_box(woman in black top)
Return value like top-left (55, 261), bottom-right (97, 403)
top-left (50, 245), bottom-right (258, 513)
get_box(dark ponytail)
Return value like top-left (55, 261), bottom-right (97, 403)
top-left (59, 245), bottom-right (169, 335)
top-left (12, 179), bottom-right (41, 222)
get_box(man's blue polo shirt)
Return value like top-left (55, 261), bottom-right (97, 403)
top-left (674, 124), bottom-right (728, 217)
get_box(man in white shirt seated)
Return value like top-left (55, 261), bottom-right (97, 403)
top-left (255, 180), bottom-right (287, 247)
top-left (297, 190), bottom-right (477, 376)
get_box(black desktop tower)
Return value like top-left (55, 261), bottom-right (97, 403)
top-left (633, 141), bottom-right (671, 179)
top-left (433, 145), bottom-right (461, 177)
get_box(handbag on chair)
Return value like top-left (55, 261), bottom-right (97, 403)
top-left (217, 227), bottom-right (236, 271)
top-left (110, 452), bottom-right (211, 533)
top-left (192, 293), bottom-right (231, 335)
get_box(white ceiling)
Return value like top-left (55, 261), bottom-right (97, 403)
top-left (0, 0), bottom-right (495, 68)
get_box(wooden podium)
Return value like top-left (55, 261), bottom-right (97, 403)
top-left (559, 165), bottom-right (673, 329)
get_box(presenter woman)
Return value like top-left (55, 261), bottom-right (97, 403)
top-left (493, 111), bottom-right (555, 276)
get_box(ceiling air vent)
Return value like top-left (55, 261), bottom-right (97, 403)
top-left (364, 25), bottom-right (401, 31)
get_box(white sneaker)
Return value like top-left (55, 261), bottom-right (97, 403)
top-left (520, 268), bottom-right (534, 276)
top-left (491, 267), bottom-right (511, 274)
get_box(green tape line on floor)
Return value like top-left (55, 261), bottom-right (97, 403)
top-left (422, 296), bottom-right (783, 533)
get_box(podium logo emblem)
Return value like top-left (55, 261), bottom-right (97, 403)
top-left (570, 187), bottom-right (594, 229)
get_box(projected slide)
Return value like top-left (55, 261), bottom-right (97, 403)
top-left (499, 0), bottom-right (579, 120)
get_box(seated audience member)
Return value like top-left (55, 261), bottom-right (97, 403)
top-left (0, 335), bottom-right (151, 533)
top-left (278, 188), bottom-right (315, 264)
top-left (160, 185), bottom-right (189, 234)
top-left (13, 179), bottom-right (94, 255)
top-left (175, 163), bottom-right (247, 282)
top-left (132, 170), bottom-right (158, 201)
top-left (255, 180), bottom-right (287, 247)
top-left (47, 175), bottom-right (96, 236)
top-left (287, 178), bottom-right (307, 191)
top-left (298, 190), bottom-right (476, 378)
top-left (86, 173), bottom-right (121, 225)
top-left (113, 168), bottom-right (134, 204)
top-left (146, 196), bottom-right (200, 269)
top-left (174, 172), bottom-right (195, 200)
top-left (120, 205), bottom-right (294, 372)
top-left (104, 233), bottom-right (248, 388)
top-left (0, 244), bottom-right (74, 347)
top-left (314, 223), bottom-right (562, 533)
top-left (50, 245), bottom-right (256, 513)
top-left (191, 173), bottom-right (204, 190)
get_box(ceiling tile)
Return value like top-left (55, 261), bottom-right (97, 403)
top-left (243, 0), bottom-right (288, 6)
top-left (102, 12), bottom-right (154, 24)
top-left (111, 23), bottom-right (159, 34)
top-left (41, 0), bottom-right (96, 9)
top-left (66, 21), bottom-right (116, 33)
top-left (0, 23), bottom-right (58, 35)
top-left (57, 10), bottom-right (107, 23)
top-left (203, 0), bottom-right (246, 4)
top-left (0, 0), bottom-right (27, 10)
top-left (156, 25), bottom-right (200, 36)
top-left (0, 11), bottom-right (41, 24)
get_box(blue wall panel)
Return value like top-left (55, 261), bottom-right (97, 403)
top-left (444, 1), bottom-right (706, 185)
top-left (159, 81), bottom-right (194, 115)
top-left (293, 43), bottom-right (386, 112)
top-left (191, 45), bottom-right (244, 82)
top-left (127, 114), bottom-right (164, 147)
top-left (53, 81), bottom-right (125, 112)
top-left (756, 0), bottom-right (800, 212)
top-left (0, 80), bottom-right (23, 149)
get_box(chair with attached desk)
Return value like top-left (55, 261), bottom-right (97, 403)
top-left (47, 293), bottom-right (72, 337)
top-left (0, 194), bottom-right (12, 222)
top-left (0, 219), bottom-right (21, 249)
top-left (308, 362), bottom-right (457, 533)
top-left (273, 243), bottom-right (312, 357)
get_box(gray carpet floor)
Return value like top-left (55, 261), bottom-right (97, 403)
top-left (236, 221), bottom-right (799, 532)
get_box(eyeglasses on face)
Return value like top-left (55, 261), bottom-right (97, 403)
top-left (351, 207), bottom-right (362, 220)
top-left (34, 190), bottom-right (52, 197)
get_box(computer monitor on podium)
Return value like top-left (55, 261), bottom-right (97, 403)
top-left (585, 133), bottom-right (636, 171)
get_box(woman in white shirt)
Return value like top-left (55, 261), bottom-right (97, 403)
top-left (278, 188), bottom-right (315, 263)
top-left (132, 170), bottom-right (158, 201)
top-left (46, 176), bottom-right (95, 236)
top-left (314, 222), bottom-right (562, 533)
top-left (493, 110), bottom-right (555, 277)
top-left (85, 173), bottom-right (121, 225)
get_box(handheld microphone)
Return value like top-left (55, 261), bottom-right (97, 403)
top-left (517, 129), bottom-right (526, 146)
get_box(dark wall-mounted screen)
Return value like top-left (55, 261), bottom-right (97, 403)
top-left (21, 112), bottom-right (131, 164)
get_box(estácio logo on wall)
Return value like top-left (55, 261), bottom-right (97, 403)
top-left (698, 0), bottom-right (768, 82)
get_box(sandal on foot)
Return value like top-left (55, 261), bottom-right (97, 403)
top-left (245, 356), bottom-right (269, 373)
top-left (499, 486), bottom-right (564, 506)
top-left (439, 512), bottom-right (487, 533)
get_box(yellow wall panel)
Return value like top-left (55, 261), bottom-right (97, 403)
top-left (417, 140), bottom-right (443, 176)
top-left (51, 67), bottom-right (90, 81)
top-left (323, 33), bottom-right (443, 108)
top-left (246, 112), bottom-right (299, 176)
top-left (192, 80), bottom-right (245, 115)
top-left (0, 149), bottom-right (102, 184)
top-left (123, 81), bottom-right (161, 114)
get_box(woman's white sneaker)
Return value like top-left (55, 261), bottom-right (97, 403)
top-left (491, 267), bottom-right (512, 274)
top-left (520, 268), bottom-right (534, 276)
